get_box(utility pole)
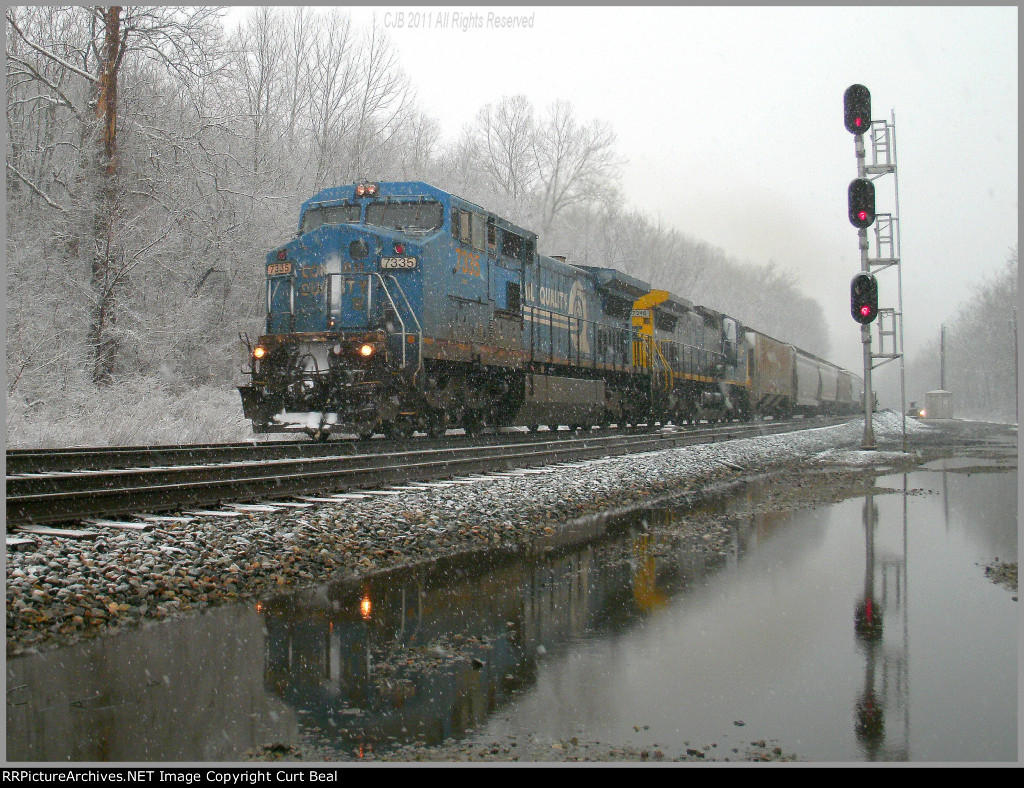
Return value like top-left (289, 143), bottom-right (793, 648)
top-left (939, 324), bottom-right (946, 390)
top-left (1012, 311), bottom-right (1018, 423)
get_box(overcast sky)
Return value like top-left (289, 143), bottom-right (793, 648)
top-left (228, 5), bottom-right (1018, 375)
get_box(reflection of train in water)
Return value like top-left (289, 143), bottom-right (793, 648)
top-left (239, 181), bottom-right (864, 440)
top-left (259, 517), bottom-right (741, 754)
top-left (261, 558), bottom-right (573, 749)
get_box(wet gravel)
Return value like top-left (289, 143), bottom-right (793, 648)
top-left (248, 734), bottom-right (801, 763)
top-left (984, 560), bottom-right (1018, 598)
top-left (4, 412), bottom-right (954, 660)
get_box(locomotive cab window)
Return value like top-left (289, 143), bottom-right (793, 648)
top-left (454, 208), bottom-right (472, 242)
top-left (470, 212), bottom-right (487, 251)
top-left (723, 317), bottom-right (739, 361)
top-left (654, 310), bottom-right (677, 333)
top-left (365, 200), bottom-right (443, 234)
top-left (501, 231), bottom-right (534, 264)
top-left (301, 203), bottom-right (361, 234)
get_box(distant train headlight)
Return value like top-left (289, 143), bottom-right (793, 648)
top-left (252, 346), bottom-right (267, 360)
top-left (358, 343), bottom-right (375, 358)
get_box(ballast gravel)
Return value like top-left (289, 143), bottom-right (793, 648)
top-left (5, 412), bottom-right (944, 657)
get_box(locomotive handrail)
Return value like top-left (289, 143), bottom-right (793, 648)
top-left (384, 273), bottom-right (423, 379)
top-left (327, 271), bottom-right (422, 377)
top-left (365, 272), bottom-right (421, 376)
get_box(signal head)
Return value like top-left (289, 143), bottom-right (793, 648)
top-left (844, 84), bottom-right (871, 135)
top-left (850, 272), bottom-right (879, 324)
top-left (848, 178), bottom-right (876, 229)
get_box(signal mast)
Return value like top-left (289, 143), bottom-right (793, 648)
top-left (843, 84), bottom-right (905, 450)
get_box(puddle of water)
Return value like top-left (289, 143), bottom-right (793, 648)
top-left (6, 466), bottom-right (1016, 763)
top-left (920, 456), bottom-right (1017, 474)
top-left (469, 467), bottom-right (1017, 762)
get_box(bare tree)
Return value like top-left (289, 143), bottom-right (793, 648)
top-left (279, 6), bottom-right (313, 158)
top-left (231, 7), bottom-right (286, 183)
top-left (534, 99), bottom-right (621, 235)
top-left (391, 108), bottom-right (442, 181)
top-left (942, 246), bottom-right (1018, 420)
top-left (345, 18), bottom-right (413, 181)
top-left (6, 6), bottom-right (226, 384)
top-left (472, 95), bottom-right (538, 206)
top-left (305, 10), bottom-right (357, 191)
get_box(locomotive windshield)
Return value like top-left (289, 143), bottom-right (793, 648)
top-left (365, 200), bottom-right (443, 234)
top-left (301, 203), bottom-right (361, 234)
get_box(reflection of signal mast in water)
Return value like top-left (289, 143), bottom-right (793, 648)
top-left (853, 479), bottom-right (910, 760)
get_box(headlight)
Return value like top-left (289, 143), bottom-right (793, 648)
top-left (252, 346), bottom-right (267, 360)
top-left (358, 343), bottom-right (375, 358)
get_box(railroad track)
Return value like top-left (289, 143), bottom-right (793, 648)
top-left (6, 418), bottom-right (848, 530)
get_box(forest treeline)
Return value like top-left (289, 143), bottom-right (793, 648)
top-left (5, 8), bottom-right (1013, 445)
top-left (899, 247), bottom-right (1018, 422)
top-left (5, 7), bottom-right (827, 395)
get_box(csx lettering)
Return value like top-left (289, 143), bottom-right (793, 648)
top-left (455, 248), bottom-right (481, 278)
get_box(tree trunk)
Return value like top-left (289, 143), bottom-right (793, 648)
top-left (89, 6), bottom-right (122, 385)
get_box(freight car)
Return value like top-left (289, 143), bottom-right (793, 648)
top-left (744, 330), bottom-right (864, 419)
top-left (238, 180), bottom-right (861, 440)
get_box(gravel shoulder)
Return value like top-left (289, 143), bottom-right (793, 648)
top-left (6, 413), bottom-right (1010, 661)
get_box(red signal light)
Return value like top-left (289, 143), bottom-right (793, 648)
top-left (848, 178), bottom-right (876, 229)
top-left (277, 249), bottom-right (287, 261)
top-left (844, 84), bottom-right (871, 135)
top-left (394, 243), bottom-right (405, 255)
top-left (851, 273), bottom-right (879, 324)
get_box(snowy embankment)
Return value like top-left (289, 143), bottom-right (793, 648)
top-left (6, 412), bottom-right (929, 655)
top-left (5, 380), bottom-right (253, 449)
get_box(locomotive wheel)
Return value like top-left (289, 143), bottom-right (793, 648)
top-left (526, 424), bottom-right (539, 433)
top-left (463, 410), bottom-right (484, 436)
top-left (305, 428), bottom-right (330, 442)
top-left (354, 418), bottom-right (377, 441)
top-left (384, 419), bottom-right (413, 439)
top-left (425, 409), bottom-right (449, 439)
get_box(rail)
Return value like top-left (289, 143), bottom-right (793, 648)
top-left (6, 418), bottom-right (851, 529)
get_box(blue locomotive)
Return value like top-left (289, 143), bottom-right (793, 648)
top-left (239, 181), bottom-right (862, 439)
